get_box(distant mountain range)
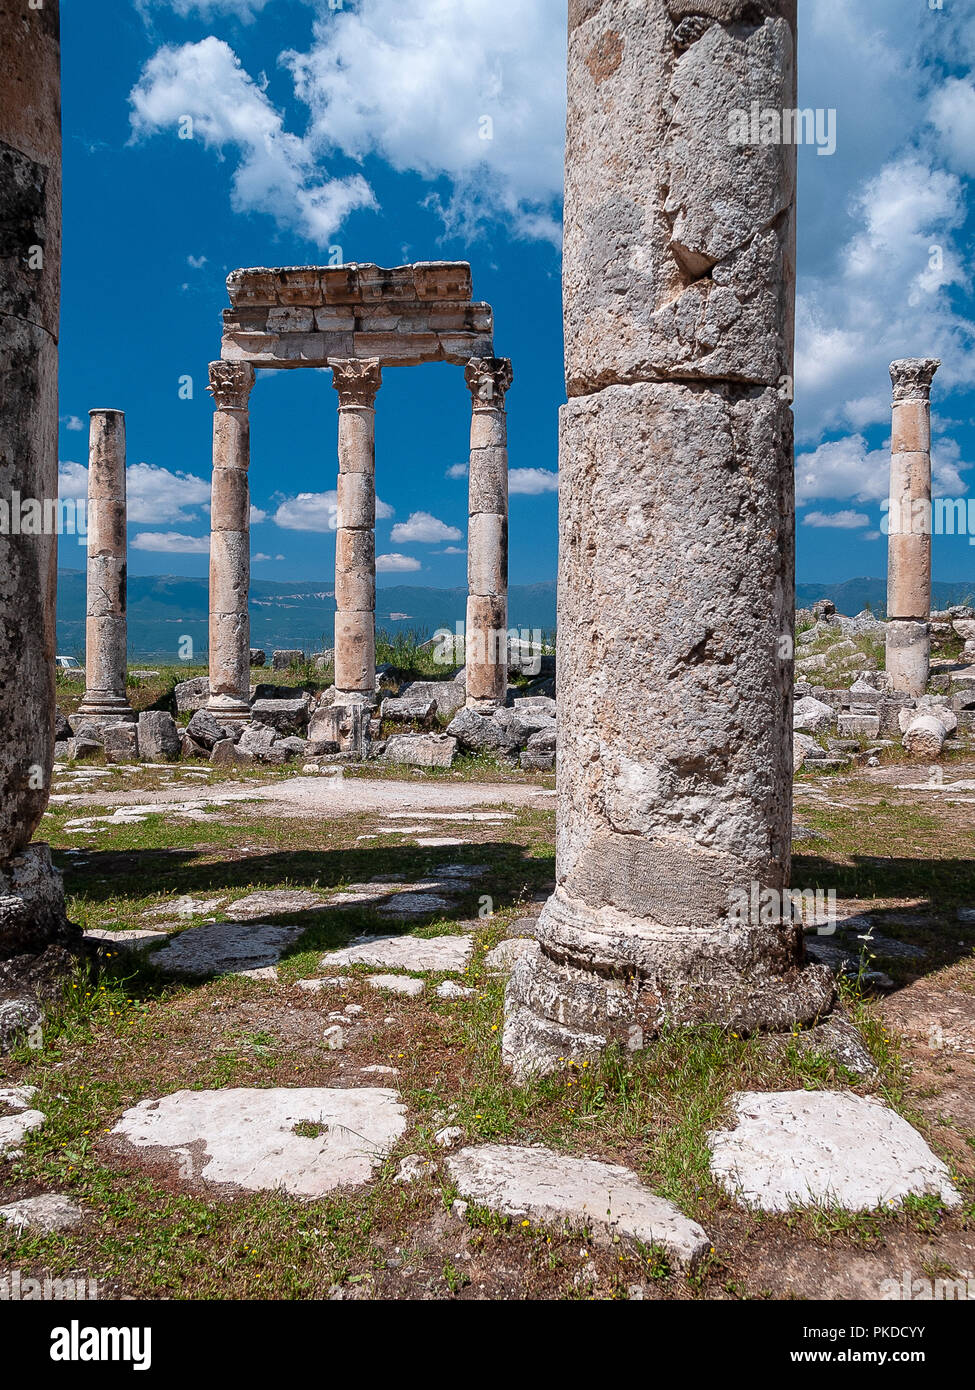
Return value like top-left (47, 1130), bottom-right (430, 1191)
top-left (55, 571), bottom-right (975, 661)
top-left (55, 571), bottom-right (558, 661)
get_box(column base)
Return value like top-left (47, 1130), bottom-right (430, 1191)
top-left (206, 695), bottom-right (252, 723)
top-left (502, 885), bottom-right (836, 1079)
top-left (0, 844), bottom-right (84, 1054)
top-left (333, 689), bottom-right (378, 707)
top-left (77, 693), bottom-right (136, 722)
top-left (465, 696), bottom-right (504, 713)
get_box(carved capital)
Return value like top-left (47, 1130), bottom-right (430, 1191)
top-left (890, 358), bottom-right (940, 404)
top-left (329, 357), bottom-right (382, 407)
top-left (465, 357), bottom-right (513, 409)
top-left (208, 361), bottom-right (255, 411)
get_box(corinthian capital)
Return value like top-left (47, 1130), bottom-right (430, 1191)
top-left (890, 358), bottom-right (940, 404)
top-left (208, 361), bottom-right (256, 411)
top-left (465, 357), bottom-right (513, 408)
top-left (329, 357), bottom-right (382, 407)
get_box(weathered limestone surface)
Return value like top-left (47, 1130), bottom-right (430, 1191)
top-left (563, 0), bottom-right (797, 396)
top-left (111, 1087), bottom-right (407, 1196)
top-left (886, 358), bottom-right (939, 696)
top-left (331, 359), bottom-right (381, 698)
top-left (465, 358), bottom-right (512, 709)
top-left (222, 262), bottom-right (493, 368)
top-left (207, 361), bottom-right (255, 720)
top-left (446, 1143), bottom-right (710, 1270)
top-left (709, 1091), bottom-right (960, 1212)
top-left (78, 410), bottom-right (134, 721)
top-left (0, 0), bottom-right (79, 1049)
top-left (505, 0), bottom-right (831, 1076)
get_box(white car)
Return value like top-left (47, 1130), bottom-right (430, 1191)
top-left (55, 656), bottom-right (83, 671)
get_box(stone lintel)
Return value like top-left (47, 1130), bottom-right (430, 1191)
top-left (226, 262), bottom-right (474, 310)
top-left (221, 329), bottom-right (493, 370)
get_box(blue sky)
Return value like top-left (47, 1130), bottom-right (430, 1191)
top-left (57, 0), bottom-right (975, 587)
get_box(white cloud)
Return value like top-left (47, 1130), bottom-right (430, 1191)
top-left (390, 511), bottom-right (462, 544)
top-left (801, 509), bottom-right (871, 530)
top-left (58, 460), bottom-right (212, 524)
top-left (376, 552), bottom-right (421, 573)
top-left (796, 431), bottom-right (969, 505)
top-left (129, 37), bottom-right (376, 245)
top-left (187, 253), bottom-right (208, 268)
top-left (442, 546), bottom-right (466, 555)
top-left (273, 490), bottom-right (392, 532)
top-left (509, 467), bottom-right (558, 495)
top-left (137, 0), bottom-right (279, 22)
top-left (285, 0), bottom-right (566, 244)
top-left (446, 462), bottom-right (469, 480)
top-left (132, 531), bottom-right (210, 553)
top-left (929, 76), bottom-right (975, 177)
top-left (250, 505), bottom-right (267, 524)
top-left (61, 415), bottom-right (85, 432)
top-left (253, 551), bottom-right (272, 561)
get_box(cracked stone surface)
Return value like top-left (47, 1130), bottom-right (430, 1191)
top-left (111, 1087), bottom-right (407, 1196)
top-left (322, 933), bottom-right (474, 973)
top-left (0, 1193), bottom-right (84, 1234)
top-left (446, 1143), bottom-right (710, 1270)
top-left (376, 893), bottom-right (457, 919)
top-left (709, 1091), bottom-right (961, 1212)
top-left (0, 1087), bottom-right (45, 1157)
top-left (367, 974), bottom-right (425, 997)
top-left (229, 890), bottom-right (326, 918)
top-left (153, 922), bottom-right (306, 976)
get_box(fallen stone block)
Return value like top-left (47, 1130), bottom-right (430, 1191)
top-left (793, 696), bottom-right (836, 734)
top-left (836, 713), bottom-right (881, 739)
top-left (323, 933), bottom-right (474, 973)
top-left (272, 649), bottom-right (305, 671)
top-left (382, 733), bottom-right (457, 768)
top-left (138, 710), bottom-right (180, 762)
top-left (709, 1090), bottom-right (961, 1212)
top-left (174, 676), bottom-right (210, 713)
top-left (249, 698), bottom-right (311, 735)
top-left (446, 1144), bottom-right (709, 1270)
top-left (367, 974), bottom-right (424, 997)
top-left (111, 1087), bottom-right (407, 1196)
top-left (0, 1193), bottom-right (84, 1235)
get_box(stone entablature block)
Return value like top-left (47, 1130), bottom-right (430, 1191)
top-left (221, 262), bottom-right (494, 368)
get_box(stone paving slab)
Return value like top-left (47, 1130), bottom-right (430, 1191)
top-left (322, 933), bottom-right (474, 973)
top-left (708, 1091), bottom-right (961, 1212)
top-left (229, 889), bottom-right (326, 917)
top-left (84, 928), bottom-right (172, 951)
top-left (152, 922), bottom-right (306, 976)
top-left (446, 1143), bottom-right (710, 1270)
top-left (368, 975), bottom-right (425, 997)
top-left (0, 1193), bottom-right (84, 1235)
top-left (111, 1087), bottom-right (407, 1197)
top-left (0, 1087), bottom-right (44, 1157)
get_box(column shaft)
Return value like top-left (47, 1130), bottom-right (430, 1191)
top-left (330, 359), bottom-right (381, 699)
top-left (503, 0), bottom-right (832, 1078)
top-left (207, 361), bottom-right (255, 720)
top-left (78, 410), bottom-right (134, 720)
top-left (886, 358), bottom-right (939, 696)
top-left (465, 358), bottom-right (512, 709)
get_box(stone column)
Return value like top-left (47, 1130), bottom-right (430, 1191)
top-left (886, 358), bottom-right (939, 696)
top-left (0, 0), bottom-right (79, 1051)
top-left (465, 358), bottom-right (512, 709)
top-left (207, 361), bottom-right (255, 721)
top-left (504, 0), bottom-right (833, 1077)
top-left (78, 410), bottom-right (134, 721)
top-left (329, 358), bottom-right (381, 700)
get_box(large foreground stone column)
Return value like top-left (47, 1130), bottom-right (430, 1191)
top-left (885, 358), bottom-right (939, 696)
top-left (465, 358), bottom-right (511, 709)
top-left (78, 410), bottom-right (134, 721)
top-left (0, 0), bottom-right (79, 1049)
top-left (207, 361), bottom-right (255, 721)
top-left (504, 0), bottom-right (833, 1076)
top-left (330, 358), bottom-right (381, 700)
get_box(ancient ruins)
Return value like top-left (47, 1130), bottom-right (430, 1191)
top-left (0, 0), bottom-right (79, 1049)
top-left (207, 262), bottom-right (512, 717)
top-left (78, 409), bottom-right (134, 723)
top-left (3, 0), bottom-right (975, 1313)
top-left (503, 0), bottom-right (834, 1075)
top-left (885, 358), bottom-right (940, 697)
